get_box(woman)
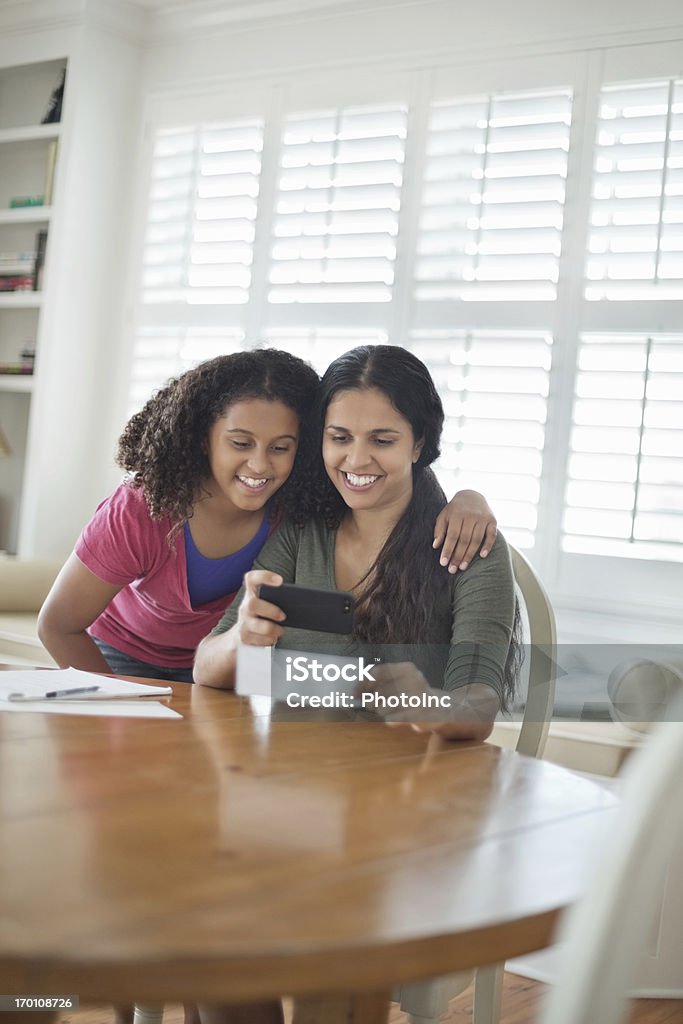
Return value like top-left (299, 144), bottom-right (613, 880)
top-left (38, 349), bottom-right (497, 683)
top-left (194, 346), bottom-right (520, 741)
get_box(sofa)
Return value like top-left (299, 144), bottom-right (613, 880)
top-left (0, 556), bottom-right (61, 666)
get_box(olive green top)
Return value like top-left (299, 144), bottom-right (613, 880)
top-left (213, 516), bottom-right (515, 701)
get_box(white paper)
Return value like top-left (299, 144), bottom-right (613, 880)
top-left (0, 666), bottom-right (172, 701)
top-left (0, 667), bottom-right (180, 718)
top-left (0, 699), bottom-right (181, 719)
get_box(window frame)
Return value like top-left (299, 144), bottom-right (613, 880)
top-left (125, 43), bottom-right (683, 632)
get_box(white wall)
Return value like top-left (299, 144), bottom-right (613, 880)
top-left (142, 0), bottom-right (683, 86)
top-left (20, 23), bottom-right (143, 556)
top-left (0, 1), bottom-right (145, 556)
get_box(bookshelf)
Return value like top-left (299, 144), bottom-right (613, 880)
top-left (0, 57), bottom-right (66, 552)
top-left (0, 375), bottom-right (33, 394)
top-left (0, 206), bottom-right (52, 224)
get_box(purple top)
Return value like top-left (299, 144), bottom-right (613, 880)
top-left (183, 511), bottom-right (271, 607)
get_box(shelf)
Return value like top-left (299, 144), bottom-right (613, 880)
top-left (0, 293), bottom-right (42, 309)
top-left (0, 124), bottom-right (61, 146)
top-left (0, 375), bottom-right (33, 394)
top-left (0, 207), bottom-right (52, 225)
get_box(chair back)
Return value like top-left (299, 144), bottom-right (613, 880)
top-left (539, 693), bottom-right (683, 1024)
top-left (508, 544), bottom-right (557, 758)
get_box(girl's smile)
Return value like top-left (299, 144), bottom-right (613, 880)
top-left (206, 398), bottom-right (299, 512)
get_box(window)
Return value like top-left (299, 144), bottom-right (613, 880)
top-left (269, 105), bottom-right (407, 304)
top-left (264, 327), bottom-right (388, 374)
top-left (142, 119), bottom-right (264, 306)
top-left (586, 79), bottom-right (683, 301)
top-left (416, 89), bottom-right (572, 302)
top-left (127, 327), bottom-right (245, 417)
top-left (563, 333), bottom-right (683, 560)
top-left (130, 49), bottom-right (683, 618)
top-left (412, 330), bottom-right (552, 549)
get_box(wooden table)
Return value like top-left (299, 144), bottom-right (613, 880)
top-left (0, 679), bottom-right (618, 1023)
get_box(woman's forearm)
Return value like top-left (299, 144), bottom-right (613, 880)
top-left (193, 630), bottom-right (239, 689)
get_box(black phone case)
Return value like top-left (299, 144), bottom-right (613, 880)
top-left (258, 584), bottom-right (355, 634)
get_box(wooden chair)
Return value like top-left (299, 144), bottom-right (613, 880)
top-left (395, 543), bottom-right (558, 1024)
top-left (539, 692), bottom-right (683, 1024)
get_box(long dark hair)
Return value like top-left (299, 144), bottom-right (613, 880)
top-left (300, 344), bottom-right (520, 709)
top-left (117, 349), bottom-right (319, 524)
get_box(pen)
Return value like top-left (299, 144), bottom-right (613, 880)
top-left (7, 685), bottom-right (101, 702)
top-left (45, 685), bottom-right (102, 699)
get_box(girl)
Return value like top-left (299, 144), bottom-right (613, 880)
top-left (38, 349), bottom-right (497, 683)
top-left (194, 345), bottom-right (520, 741)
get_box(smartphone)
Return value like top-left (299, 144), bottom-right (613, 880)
top-left (258, 583), bottom-right (355, 634)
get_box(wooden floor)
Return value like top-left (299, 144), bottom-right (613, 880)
top-left (54, 973), bottom-right (683, 1024)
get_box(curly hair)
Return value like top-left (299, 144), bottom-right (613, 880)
top-left (296, 344), bottom-right (521, 710)
top-left (117, 349), bottom-right (319, 525)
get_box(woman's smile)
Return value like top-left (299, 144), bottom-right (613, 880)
top-left (323, 387), bottom-right (423, 514)
top-left (341, 470), bottom-right (383, 491)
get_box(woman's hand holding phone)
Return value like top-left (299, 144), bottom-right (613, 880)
top-left (194, 570), bottom-right (285, 688)
top-left (236, 570), bottom-right (286, 647)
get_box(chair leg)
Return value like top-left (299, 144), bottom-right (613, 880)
top-left (133, 1006), bottom-right (164, 1024)
top-left (473, 964), bottom-right (504, 1024)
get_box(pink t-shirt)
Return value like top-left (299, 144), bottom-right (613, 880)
top-left (75, 483), bottom-right (237, 668)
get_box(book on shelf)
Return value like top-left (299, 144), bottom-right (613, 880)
top-left (32, 230), bottom-right (48, 291)
top-left (9, 197), bottom-right (44, 209)
top-left (0, 276), bottom-right (34, 292)
top-left (0, 347), bottom-right (36, 375)
top-left (41, 69), bottom-right (66, 124)
top-left (43, 141), bottom-right (58, 206)
top-left (0, 252), bottom-right (35, 275)
top-left (0, 249), bottom-right (35, 290)
top-left (0, 363), bottom-right (34, 375)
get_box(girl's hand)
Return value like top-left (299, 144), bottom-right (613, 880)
top-left (236, 570), bottom-right (287, 647)
top-left (433, 489), bottom-right (497, 572)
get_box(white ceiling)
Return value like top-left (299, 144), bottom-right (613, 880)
top-left (123, 0), bottom-right (683, 43)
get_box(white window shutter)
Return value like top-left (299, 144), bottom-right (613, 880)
top-left (127, 327), bottom-right (246, 417)
top-left (143, 120), bottom-right (264, 307)
top-left (268, 104), bottom-right (407, 304)
top-left (585, 78), bottom-right (683, 300)
top-left (130, 119), bottom-right (263, 411)
top-left (416, 89), bottom-right (572, 302)
top-left (264, 328), bottom-right (388, 375)
top-left (563, 333), bottom-right (683, 559)
top-left (411, 330), bottom-right (552, 550)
